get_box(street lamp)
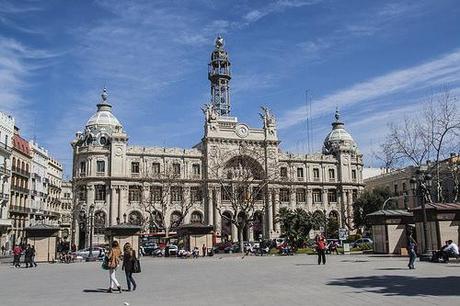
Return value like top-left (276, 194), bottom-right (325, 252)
top-left (410, 168), bottom-right (433, 259)
top-left (87, 204), bottom-right (95, 260)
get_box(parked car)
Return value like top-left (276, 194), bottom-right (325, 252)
top-left (142, 242), bottom-right (159, 256)
top-left (75, 247), bottom-right (105, 259)
top-left (167, 244), bottom-right (178, 256)
top-left (224, 243), bottom-right (240, 253)
top-left (352, 238), bottom-right (373, 248)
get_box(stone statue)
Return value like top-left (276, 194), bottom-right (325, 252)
top-left (260, 106), bottom-right (276, 134)
top-left (201, 103), bottom-right (218, 123)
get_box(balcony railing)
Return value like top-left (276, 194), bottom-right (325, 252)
top-left (11, 166), bottom-right (30, 178)
top-left (11, 185), bottom-right (30, 194)
top-left (0, 166), bottom-right (11, 176)
top-left (0, 193), bottom-right (9, 202)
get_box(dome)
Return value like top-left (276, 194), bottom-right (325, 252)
top-left (86, 110), bottom-right (121, 127)
top-left (322, 109), bottom-right (359, 154)
top-left (85, 87), bottom-right (122, 129)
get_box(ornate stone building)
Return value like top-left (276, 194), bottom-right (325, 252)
top-left (0, 112), bottom-right (14, 249)
top-left (71, 37), bottom-right (364, 248)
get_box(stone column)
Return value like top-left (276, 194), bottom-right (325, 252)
top-left (322, 189), bottom-right (328, 208)
top-left (119, 186), bottom-right (128, 221)
top-left (207, 186), bottom-right (214, 226)
top-left (274, 190), bottom-right (281, 234)
top-left (289, 187), bottom-right (296, 210)
top-left (306, 188), bottom-right (313, 211)
top-left (110, 186), bottom-right (118, 226)
top-left (267, 190), bottom-right (274, 238)
top-left (214, 187), bottom-right (221, 237)
top-left (231, 222), bottom-right (238, 242)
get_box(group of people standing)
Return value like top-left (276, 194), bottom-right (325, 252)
top-left (12, 244), bottom-right (37, 268)
top-left (106, 241), bottom-right (139, 293)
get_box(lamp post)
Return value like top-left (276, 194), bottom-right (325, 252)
top-left (87, 204), bottom-right (95, 260)
top-left (410, 167), bottom-right (432, 259)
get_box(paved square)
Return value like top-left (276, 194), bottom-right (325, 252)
top-left (1, 254), bottom-right (459, 306)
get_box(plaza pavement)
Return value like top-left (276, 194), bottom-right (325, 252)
top-left (0, 254), bottom-right (459, 306)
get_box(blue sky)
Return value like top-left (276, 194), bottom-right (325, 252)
top-left (1, 0), bottom-right (459, 178)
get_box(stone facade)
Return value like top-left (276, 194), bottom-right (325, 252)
top-left (0, 112), bottom-right (14, 249)
top-left (60, 181), bottom-right (73, 239)
top-left (71, 37), bottom-right (364, 248)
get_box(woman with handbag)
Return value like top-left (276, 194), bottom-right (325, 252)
top-left (107, 240), bottom-right (122, 293)
top-left (122, 242), bottom-right (138, 291)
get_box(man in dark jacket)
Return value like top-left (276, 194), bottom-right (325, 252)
top-left (25, 244), bottom-right (33, 268)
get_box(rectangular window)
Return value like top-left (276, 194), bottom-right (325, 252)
top-left (95, 185), bottom-right (106, 201)
top-left (79, 161), bottom-right (86, 175)
top-left (173, 163), bottom-right (181, 176)
top-left (280, 167), bottom-right (288, 178)
top-left (221, 186), bottom-right (231, 201)
top-left (191, 186), bottom-right (202, 202)
top-left (78, 186), bottom-right (87, 201)
top-left (151, 186), bottom-right (162, 202)
top-left (297, 167), bottom-right (304, 178)
top-left (129, 186), bottom-right (141, 202)
top-left (352, 190), bottom-right (358, 202)
top-left (280, 188), bottom-right (290, 202)
top-left (394, 184), bottom-right (398, 194)
top-left (96, 160), bottom-right (105, 173)
top-left (351, 169), bottom-right (357, 180)
top-left (327, 189), bottom-right (337, 203)
top-left (131, 162), bottom-right (140, 174)
top-left (328, 169), bottom-right (335, 180)
top-left (171, 186), bottom-right (183, 202)
top-left (402, 182), bottom-right (407, 191)
top-left (296, 188), bottom-right (306, 203)
top-left (152, 162), bottom-right (160, 174)
top-left (313, 168), bottom-right (320, 180)
top-left (192, 164), bottom-right (200, 177)
top-left (313, 189), bottom-right (322, 203)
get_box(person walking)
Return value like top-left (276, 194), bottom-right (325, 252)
top-left (107, 241), bottom-right (122, 293)
top-left (316, 234), bottom-right (327, 265)
top-left (122, 243), bottom-right (137, 292)
top-left (13, 244), bottom-right (22, 268)
top-left (24, 244), bottom-right (33, 268)
top-left (407, 235), bottom-right (417, 269)
top-left (202, 244), bottom-right (206, 257)
top-left (31, 245), bottom-right (38, 267)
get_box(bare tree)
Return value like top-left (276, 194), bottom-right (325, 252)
top-left (208, 145), bottom-right (278, 252)
top-left (139, 167), bottom-right (195, 238)
top-left (380, 88), bottom-right (460, 202)
top-left (423, 89), bottom-right (460, 202)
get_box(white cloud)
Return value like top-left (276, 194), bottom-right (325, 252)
top-left (278, 48), bottom-right (460, 129)
top-left (242, 0), bottom-right (320, 25)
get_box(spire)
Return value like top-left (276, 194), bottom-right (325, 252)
top-left (332, 107), bottom-right (344, 130)
top-left (208, 35), bottom-right (231, 116)
top-left (97, 86), bottom-right (112, 112)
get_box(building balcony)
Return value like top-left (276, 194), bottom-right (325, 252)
top-left (9, 205), bottom-right (31, 214)
top-left (11, 185), bottom-right (30, 194)
top-left (0, 192), bottom-right (9, 202)
top-left (0, 141), bottom-right (12, 155)
top-left (0, 218), bottom-right (12, 227)
top-left (12, 166), bottom-right (30, 178)
top-left (0, 166), bottom-right (11, 176)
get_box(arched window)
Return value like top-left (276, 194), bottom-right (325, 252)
top-left (149, 211), bottom-right (164, 232)
top-left (190, 211), bottom-right (203, 224)
top-left (128, 211), bottom-right (143, 226)
top-left (94, 211), bottom-right (106, 235)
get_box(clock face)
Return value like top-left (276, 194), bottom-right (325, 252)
top-left (115, 147), bottom-right (123, 156)
top-left (235, 124), bottom-right (249, 138)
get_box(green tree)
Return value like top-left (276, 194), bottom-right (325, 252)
top-left (327, 218), bottom-right (340, 239)
top-left (352, 187), bottom-right (393, 230)
top-left (277, 208), bottom-right (319, 248)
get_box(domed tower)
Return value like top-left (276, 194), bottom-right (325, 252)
top-left (208, 35), bottom-right (231, 116)
top-left (322, 108), bottom-right (359, 156)
top-left (76, 87), bottom-right (124, 147)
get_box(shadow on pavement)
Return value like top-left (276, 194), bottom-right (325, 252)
top-left (83, 288), bottom-right (109, 294)
top-left (327, 275), bottom-right (460, 296)
top-left (375, 268), bottom-right (408, 271)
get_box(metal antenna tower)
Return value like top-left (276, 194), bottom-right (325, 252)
top-left (208, 35), bottom-right (231, 116)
